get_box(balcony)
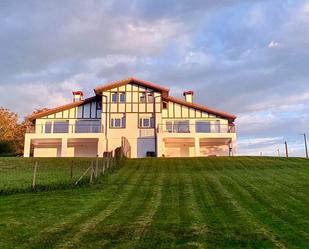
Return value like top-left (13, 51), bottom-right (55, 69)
top-left (26, 124), bottom-right (103, 134)
top-left (157, 123), bottom-right (235, 134)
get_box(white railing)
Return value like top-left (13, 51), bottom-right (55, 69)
top-left (27, 124), bottom-right (103, 134)
top-left (157, 124), bottom-right (235, 134)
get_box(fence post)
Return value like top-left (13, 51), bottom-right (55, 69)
top-left (102, 157), bottom-right (105, 175)
top-left (95, 155), bottom-right (99, 178)
top-left (285, 141), bottom-right (289, 158)
top-left (32, 161), bottom-right (38, 189)
top-left (107, 155), bottom-right (110, 169)
top-left (70, 160), bottom-right (74, 179)
top-left (90, 161), bottom-right (94, 183)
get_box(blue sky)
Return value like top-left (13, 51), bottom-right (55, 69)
top-left (0, 0), bottom-right (308, 156)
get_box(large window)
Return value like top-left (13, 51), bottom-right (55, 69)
top-left (174, 120), bottom-right (190, 133)
top-left (110, 114), bottom-right (126, 128)
top-left (53, 121), bottom-right (69, 133)
top-left (196, 121), bottom-right (211, 133)
top-left (75, 120), bottom-right (101, 133)
top-left (166, 121), bottom-right (173, 132)
top-left (214, 120), bottom-right (221, 133)
top-left (45, 122), bottom-right (52, 134)
top-left (139, 117), bottom-right (154, 128)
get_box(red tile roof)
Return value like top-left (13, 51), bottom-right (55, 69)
top-left (94, 77), bottom-right (169, 95)
top-left (163, 96), bottom-right (236, 121)
top-left (27, 96), bottom-right (97, 121)
top-left (28, 77), bottom-right (236, 122)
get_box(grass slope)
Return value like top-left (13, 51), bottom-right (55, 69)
top-left (0, 157), bottom-right (112, 193)
top-left (0, 157), bottom-right (308, 249)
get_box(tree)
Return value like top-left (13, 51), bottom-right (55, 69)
top-left (0, 108), bottom-right (23, 155)
top-left (0, 107), bottom-right (49, 156)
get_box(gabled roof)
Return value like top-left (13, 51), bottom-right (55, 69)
top-left (28, 77), bottom-right (236, 122)
top-left (163, 96), bottom-right (236, 121)
top-left (94, 77), bottom-right (169, 95)
top-left (27, 96), bottom-right (97, 121)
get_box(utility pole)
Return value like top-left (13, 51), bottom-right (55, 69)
top-left (303, 133), bottom-right (308, 158)
top-left (285, 141), bottom-right (289, 158)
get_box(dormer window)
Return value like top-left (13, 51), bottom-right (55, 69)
top-left (119, 92), bottom-right (126, 103)
top-left (162, 101), bottom-right (167, 109)
top-left (112, 92), bottom-right (118, 103)
top-left (147, 93), bottom-right (154, 103)
top-left (140, 92), bottom-right (146, 103)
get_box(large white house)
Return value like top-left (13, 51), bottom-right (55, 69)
top-left (24, 77), bottom-right (237, 158)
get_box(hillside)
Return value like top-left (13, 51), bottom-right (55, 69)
top-left (0, 157), bottom-right (308, 249)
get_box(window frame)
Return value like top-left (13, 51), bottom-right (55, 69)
top-left (111, 92), bottom-right (118, 103)
top-left (45, 122), bottom-right (52, 134)
top-left (110, 114), bottom-right (126, 129)
top-left (139, 116), bottom-right (155, 129)
top-left (53, 120), bottom-right (70, 133)
top-left (139, 92), bottom-right (146, 103)
top-left (195, 121), bottom-right (211, 133)
top-left (119, 92), bottom-right (126, 103)
top-left (75, 119), bottom-right (101, 133)
top-left (147, 93), bottom-right (154, 103)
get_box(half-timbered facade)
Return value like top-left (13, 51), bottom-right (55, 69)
top-left (24, 77), bottom-right (237, 158)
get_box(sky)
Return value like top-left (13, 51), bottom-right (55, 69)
top-left (0, 0), bottom-right (309, 157)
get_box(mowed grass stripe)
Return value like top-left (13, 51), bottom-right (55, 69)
top-left (176, 158), bottom-right (209, 248)
top-left (204, 159), bottom-right (288, 249)
top-left (193, 159), bottom-right (277, 248)
top-left (30, 163), bottom-right (136, 248)
top-left (134, 158), bottom-right (182, 248)
top-left (29, 162), bottom-right (140, 249)
top-left (232, 158), bottom-right (309, 236)
top-left (111, 158), bottom-right (166, 248)
top-left (0, 157), bottom-right (308, 249)
top-left (214, 158), bottom-right (309, 248)
top-left (53, 159), bottom-right (148, 249)
top-left (64, 158), bottom-right (162, 249)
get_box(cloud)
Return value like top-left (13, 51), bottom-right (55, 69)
top-left (268, 41), bottom-right (280, 48)
top-left (0, 0), bottom-right (309, 156)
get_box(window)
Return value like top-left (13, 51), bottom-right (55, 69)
top-left (147, 93), bottom-right (154, 103)
top-left (53, 121), bottom-right (69, 133)
top-left (162, 101), bottom-right (167, 109)
top-left (139, 117), bottom-right (154, 128)
top-left (45, 122), bottom-right (52, 133)
top-left (97, 101), bottom-right (102, 110)
top-left (112, 93), bottom-right (118, 103)
top-left (174, 120), bottom-right (190, 133)
top-left (214, 120), bottom-right (221, 133)
top-left (140, 92), bottom-right (146, 103)
top-left (110, 115), bottom-right (125, 128)
top-left (119, 92), bottom-right (126, 103)
top-left (166, 121), bottom-right (173, 132)
top-left (75, 120), bottom-right (101, 133)
top-left (196, 121), bottom-right (211, 133)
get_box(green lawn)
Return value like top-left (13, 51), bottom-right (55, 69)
top-left (0, 157), bottom-right (113, 193)
top-left (0, 157), bottom-right (308, 249)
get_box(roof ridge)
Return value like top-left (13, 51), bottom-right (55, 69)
top-left (94, 77), bottom-right (169, 93)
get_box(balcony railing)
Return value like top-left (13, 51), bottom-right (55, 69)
top-left (157, 124), bottom-right (235, 134)
top-left (26, 124), bottom-right (103, 134)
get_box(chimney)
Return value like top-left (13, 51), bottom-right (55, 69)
top-left (72, 91), bottom-right (84, 102)
top-left (183, 90), bottom-right (194, 103)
